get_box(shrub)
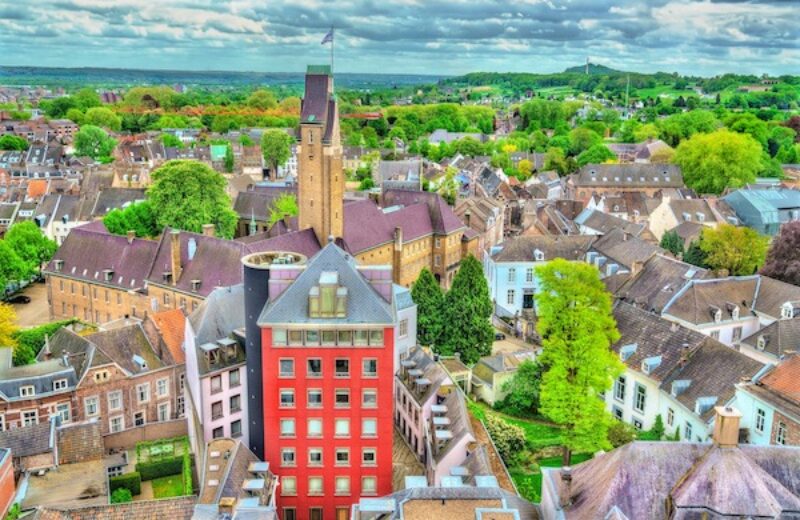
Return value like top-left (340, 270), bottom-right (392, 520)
top-left (136, 456), bottom-right (183, 481)
top-left (5, 503), bottom-right (20, 520)
top-left (182, 451), bottom-right (193, 495)
top-left (607, 420), bottom-right (637, 448)
top-left (111, 488), bottom-right (133, 504)
top-left (484, 413), bottom-right (526, 464)
top-left (109, 471), bottom-right (141, 496)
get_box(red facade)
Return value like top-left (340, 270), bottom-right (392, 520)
top-left (262, 326), bottom-right (394, 520)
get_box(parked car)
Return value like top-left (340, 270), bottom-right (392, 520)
top-left (494, 332), bottom-right (506, 341)
top-left (7, 294), bottom-right (31, 304)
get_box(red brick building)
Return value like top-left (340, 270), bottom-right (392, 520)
top-left (0, 448), bottom-right (14, 518)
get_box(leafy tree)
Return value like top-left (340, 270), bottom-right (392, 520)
top-left (4, 221), bottom-right (57, 277)
top-left (453, 136), bottom-right (485, 157)
top-left (279, 96), bottom-right (301, 112)
top-left (267, 193), bottom-right (299, 227)
top-left (498, 359), bottom-right (543, 416)
top-left (530, 129), bottom-right (549, 152)
top-left (607, 420), bottom-right (637, 448)
top-left (12, 319), bottom-right (76, 366)
top-left (159, 134), bottom-right (183, 148)
top-left (649, 146), bottom-right (675, 164)
top-left (83, 107), bottom-right (122, 131)
top-left (73, 125), bottom-right (117, 161)
top-left (65, 108), bottom-right (84, 125)
top-left (358, 177), bottom-right (375, 191)
top-left (0, 303), bottom-right (17, 349)
top-left (577, 144), bottom-right (615, 166)
top-left (543, 147), bottom-right (574, 176)
top-left (411, 268), bottom-right (444, 347)
top-left (683, 240), bottom-right (708, 269)
top-left (72, 88), bottom-right (101, 111)
top-left (439, 255), bottom-right (494, 364)
top-left (0, 135), bottom-right (29, 151)
top-left (568, 127), bottom-right (602, 156)
top-left (147, 160), bottom-right (238, 239)
top-left (517, 159), bottom-right (533, 178)
top-left (699, 224), bottom-right (769, 275)
top-left (0, 241), bottom-right (26, 295)
top-left (633, 123), bottom-right (659, 142)
top-left (239, 134), bottom-right (254, 146)
top-left (761, 221), bottom-right (800, 286)
top-left (535, 259), bottom-right (623, 464)
top-left (724, 112), bottom-right (769, 149)
top-left (660, 230), bottom-right (683, 256)
top-left (436, 166), bottom-right (459, 205)
top-left (674, 129), bottom-right (762, 195)
top-left (484, 414), bottom-right (526, 463)
top-left (224, 144), bottom-right (234, 173)
top-left (103, 200), bottom-right (160, 238)
top-left (111, 488), bottom-right (133, 504)
top-left (246, 89), bottom-right (278, 110)
top-left (260, 129), bottom-right (293, 178)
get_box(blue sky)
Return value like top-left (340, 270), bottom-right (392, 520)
top-left (0, 0), bottom-right (797, 76)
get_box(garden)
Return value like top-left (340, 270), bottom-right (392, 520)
top-left (109, 436), bottom-right (193, 503)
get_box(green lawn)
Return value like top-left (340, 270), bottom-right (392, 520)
top-left (151, 474), bottom-right (185, 499)
top-left (468, 401), bottom-right (564, 450)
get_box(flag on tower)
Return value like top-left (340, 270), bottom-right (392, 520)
top-left (321, 28), bottom-right (334, 45)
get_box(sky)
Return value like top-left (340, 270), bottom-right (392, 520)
top-left (0, 0), bottom-right (798, 76)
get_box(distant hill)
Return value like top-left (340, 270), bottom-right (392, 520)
top-left (563, 63), bottom-right (624, 75)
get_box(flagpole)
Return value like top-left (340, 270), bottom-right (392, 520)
top-left (330, 26), bottom-right (335, 76)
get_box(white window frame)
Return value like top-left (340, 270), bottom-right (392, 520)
top-left (136, 383), bottom-right (150, 404)
top-left (281, 476), bottom-right (297, 496)
top-left (506, 289), bottom-right (515, 306)
top-left (20, 385), bottom-right (35, 398)
top-left (335, 476), bottom-right (351, 496)
top-left (134, 410), bottom-right (146, 427)
top-left (156, 378), bottom-right (169, 398)
top-left (335, 418), bottom-right (350, 438)
top-left (279, 358), bottom-right (295, 378)
top-left (110, 415), bottom-right (124, 433)
top-left (22, 410), bottom-right (38, 427)
top-left (399, 319), bottom-right (408, 338)
top-left (55, 402), bottom-right (71, 423)
top-left (361, 476), bottom-right (377, 496)
top-left (307, 418), bottom-right (323, 438)
top-left (362, 418), bottom-right (378, 438)
top-left (755, 408), bottom-right (766, 433)
top-left (362, 448), bottom-right (377, 467)
top-left (634, 384), bottom-right (646, 413)
top-left (108, 390), bottom-right (122, 411)
top-left (281, 448), bottom-right (296, 467)
top-left (53, 379), bottom-right (68, 391)
top-left (157, 402), bottom-right (170, 422)
top-left (85, 395), bottom-right (100, 417)
top-left (280, 418), bottom-right (296, 438)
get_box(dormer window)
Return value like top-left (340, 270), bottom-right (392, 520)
top-left (103, 269), bottom-right (114, 282)
top-left (696, 212), bottom-right (705, 222)
top-left (533, 249), bottom-right (544, 262)
top-left (711, 306), bottom-right (722, 323)
top-left (191, 279), bottom-right (201, 292)
top-left (20, 385), bottom-right (35, 398)
top-left (683, 212), bottom-right (691, 222)
top-left (620, 343), bottom-right (638, 362)
top-left (54, 259), bottom-right (64, 272)
top-left (781, 302), bottom-right (796, 320)
top-left (309, 271), bottom-right (347, 319)
top-left (756, 335), bottom-right (767, 351)
top-left (53, 379), bottom-right (68, 391)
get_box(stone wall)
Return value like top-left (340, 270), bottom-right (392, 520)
top-left (57, 420), bottom-right (104, 464)
top-left (103, 419), bottom-right (188, 452)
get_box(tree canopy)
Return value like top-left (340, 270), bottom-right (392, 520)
top-left (103, 200), bottom-right (160, 238)
top-left (0, 303), bottom-right (17, 349)
top-left (0, 241), bottom-right (26, 295)
top-left (577, 143), bottom-right (615, 166)
top-left (699, 224), bottom-right (769, 275)
top-left (659, 229), bottom-right (684, 257)
top-left (498, 359), bottom-right (543, 416)
top-left (260, 130), bottom-right (293, 178)
top-left (83, 107), bottom-right (122, 131)
top-left (73, 125), bottom-right (117, 162)
top-left (674, 129), bottom-right (762, 195)
top-left (0, 135), bottom-right (29, 151)
top-left (267, 193), bottom-right (299, 227)
top-left (761, 221), bottom-right (800, 286)
top-left (246, 89), bottom-right (278, 110)
top-left (4, 222), bottom-right (57, 277)
top-left (535, 259), bottom-right (623, 464)
top-left (147, 160), bottom-right (238, 238)
top-left (411, 268), bottom-right (444, 347)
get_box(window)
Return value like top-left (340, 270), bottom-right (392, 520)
top-left (435, 238), bottom-right (441, 248)
top-left (20, 385), bottom-right (34, 398)
top-left (363, 389), bottom-right (377, 408)
top-left (281, 448), bottom-right (296, 467)
top-left (307, 389), bottom-right (323, 408)
top-left (230, 394), bottom-right (241, 412)
top-left (370, 330), bottom-right (384, 345)
top-left (280, 389), bottom-right (295, 408)
top-left (308, 477), bottom-right (323, 496)
top-left (710, 330), bottom-right (720, 340)
top-left (53, 379), bottom-right (68, 391)
top-left (283, 508), bottom-right (296, 520)
top-left (20, 409), bottom-right (36, 427)
top-left (85, 396), bottom-right (99, 416)
top-left (362, 418), bottom-right (377, 438)
top-left (281, 476), bottom-right (297, 496)
top-left (322, 330), bottom-right (336, 345)
top-left (335, 359), bottom-right (350, 377)
top-left (163, 293), bottom-right (170, 305)
top-left (434, 254), bottom-right (441, 267)
top-left (156, 378), bottom-right (168, 397)
top-left (108, 391), bottom-right (122, 411)
top-left (289, 330), bottom-right (303, 345)
top-left (667, 408), bottom-right (674, 427)
top-left (508, 268), bottom-right (516, 283)
top-left (0, 415), bottom-right (4, 432)
top-left (93, 370), bottom-right (109, 383)
top-left (177, 396), bottom-right (185, 417)
top-left (308, 418), bottom-right (323, 438)
top-left (506, 289), bottom-right (515, 306)
top-left (776, 422), bottom-right (787, 445)
top-left (634, 384), bottom-right (646, 413)
top-left (158, 402), bottom-right (169, 422)
top-left (56, 403), bottom-right (70, 423)
top-left (335, 418), bottom-right (350, 437)
top-left (632, 418), bottom-right (643, 430)
top-left (338, 330), bottom-right (352, 345)
top-left (310, 509), bottom-right (323, 520)
top-left (231, 419), bottom-right (242, 437)
top-left (308, 448), bottom-right (323, 466)
top-left (210, 375), bottom-right (222, 393)
top-left (526, 268), bottom-right (534, 283)
top-left (211, 401), bottom-right (223, 420)
top-left (229, 369), bottom-right (240, 387)
top-left (614, 376), bottom-right (626, 402)
top-left (354, 330), bottom-right (369, 346)
top-left (307, 359), bottom-right (322, 377)
top-left (279, 359), bottom-right (294, 377)
top-left (335, 476), bottom-right (350, 496)
top-left (362, 448), bottom-right (377, 467)
top-left (755, 408), bottom-right (766, 433)
top-left (110, 415), bottom-right (123, 433)
top-left (306, 330), bottom-right (320, 345)
top-left (335, 448), bottom-right (350, 466)
top-left (613, 406), bottom-right (623, 420)
top-left (134, 411), bottom-right (145, 427)
top-left (363, 359), bottom-right (377, 377)
top-left (134, 383), bottom-right (149, 404)
top-left (732, 326), bottom-right (742, 343)
top-left (399, 319), bottom-right (408, 338)
top-left (362, 476), bottom-right (377, 496)
top-left (684, 422), bottom-right (692, 440)
top-left (273, 329), bottom-right (288, 346)
top-left (335, 389), bottom-right (350, 408)
top-left (280, 418), bottom-right (295, 437)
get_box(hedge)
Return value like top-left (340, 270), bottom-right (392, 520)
top-left (109, 471), bottom-right (141, 496)
top-left (135, 456), bottom-right (183, 481)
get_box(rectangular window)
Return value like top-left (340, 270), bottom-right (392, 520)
top-left (85, 396), bottom-right (99, 416)
top-left (776, 422), bottom-right (787, 445)
top-left (399, 319), bottom-right (408, 338)
top-left (281, 476), bottom-right (297, 496)
top-left (229, 369), bottom-right (240, 387)
top-left (273, 329), bottom-right (287, 346)
top-left (305, 330), bottom-right (320, 346)
top-left (526, 268), bottom-right (534, 283)
top-left (632, 418), bottom-right (643, 430)
top-left (21, 410), bottom-right (37, 427)
top-left (308, 448), bottom-right (323, 466)
top-left (53, 379), bottom-right (68, 391)
top-left (755, 408), bottom-right (766, 433)
top-left (338, 330), bottom-right (352, 345)
top-left (308, 418), bottom-right (323, 438)
top-left (362, 418), bottom-right (377, 438)
top-left (307, 359), bottom-right (322, 378)
top-left (20, 385), bottom-right (34, 398)
top-left (732, 326), bottom-right (743, 342)
top-left (335, 476), bottom-right (350, 496)
top-left (435, 238), bottom-right (441, 248)
top-left (110, 415), bottom-right (123, 433)
top-left (362, 476), bottom-right (377, 496)
top-left (354, 330), bottom-right (369, 346)
top-left (230, 394), bottom-right (241, 412)
top-left (685, 422), bottom-right (692, 440)
top-left (710, 330), bottom-right (720, 340)
top-left (363, 359), bottom-right (377, 378)
top-left (370, 330), bottom-right (384, 345)
top-left (134, 411), bottom-right (145, 427)
top-left (362, 448), bottom-right (377, 467)
top-left (56, 403), bottom-right (70, 423)
top-left (156, 378), bottom-right (168, 397)
top-left (308, 477), bottom-right (323, 496)
top-left (335, 448), bottom-right (350, 466)
top-left (362, 389), bottom-right (377, 409)
top-left (335, 389), bottom-right (350, 408)
top-left (508, 268), bottom-right (516, 283)
top-left (667, 408), bottom-right (674, 427)
top-left (158, 402), bottom-right (169, 422)
top-left (634, 384), bottom-right (646, 413)
top-left (288, 330), bottom-right (303, 345)
top-left (231, 419), bottom-right (242, 437)
top-left (321, 330), bottom-right (336, 345)
top-left (335, 418), bottom-right (350, 438)
top-left (280, 419), bottom-right (295, 438)
top-left (307, 389), bottom-right (323, 408)
top-left (614, 376), bottom-right (626, 402)
top-left (281, 448), bottom-right (296, 467)
top-left (279, 359), bottom-right (295, 377)
top-left (0, 415), bottom-right (5, 432)
top-left (283, 508), bottom-right (296, 520)
top-left (210, 375), bottom-right (222, 393)
top-left (137, 383), bottom-right (150, 403)
top-left (335, 359), bottom-right (350, 378)
top-left (280, 389), bottom-right (295, 408)
top-left (163, 293), bottom-right (169, 305)
top-left (506, 289), bottom-right (515, 305)
top-left (108, 391), bottom-right (122, 411)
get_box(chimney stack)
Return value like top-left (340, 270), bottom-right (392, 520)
top-left (127, 230), bottom-right (136, 244)
top-left (464, 209), bottom-right (472, 228)
top-left (560, 467), bottom-right (573, 508)
top-left (170, 230), bottom-right (182, 286)
top-left (392, 226), bottom-right (403, 285)
top-left (202, 224), bottom-right (215, 237)
top-left (712, 406), bottom-right (742, 448)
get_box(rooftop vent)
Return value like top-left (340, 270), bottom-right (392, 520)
top-left (671, 379), bottom-right (691, 397)
top-left (132, 354), bottom-right (147, 372)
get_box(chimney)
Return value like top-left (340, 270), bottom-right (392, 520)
top-left (559, 467), bottom-right (573, 508)
top-left (170, 230), bottom-right (182, 286)
top-left (392, 226), bottom-right (403, 285)
top-left (202, 224), bottom-right (215, 237)
top-left (127, 230), bottom-right (136, 244)
top-left (622, 232), bottom-right (629, 242)
top-left (464, 209), bottom-right (472, 228)
top-left (631, 260), bottom-right (644, 275)
top-left (712, 406), bottom-right (742, 448)
top-left (218, 497), bottom-right (236, 515)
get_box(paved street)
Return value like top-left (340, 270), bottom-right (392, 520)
top-left (10, 282), bottom-right (50, 328)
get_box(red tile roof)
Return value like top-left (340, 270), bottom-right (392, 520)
top-left (149, 308), bottom-right (186, 364)
top-left (760, 354), bottom-right (800, 402)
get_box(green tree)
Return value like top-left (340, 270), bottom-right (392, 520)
top-left (83, 107), bottom-right (122, 131)
top-left (543, 147), bottom-right (572, 176)
top-left (633, 123), bottom-right (660, 142)
top-left (683, 240), bottom-right (708, 268)
top-left (0, 303), bottom-right (17, 349)
top-left (660, 230), bottom-right (684, 256)
top-left (147, 160), bottom-right (238, 238)
top-left (65, 108), bottom-right (84, 125)
top-left (0, 241), bottom-right (26, 295)
top-left (498, 359), bottom-right (543, 416)
top-left (436, 166), bottom-right (459, 205)
top-left (535, 259), bottom-right (623, 464)
top-left (411, 268), bottom-right (444, 347)
top-left (439, 255), bottom-right (494, 364)
top-left (699, 224), bottom-right (769, 275)
top-left (72, 88), bottom-right (101, 111)
top-left (267, 193), bottom-right (299, 227)
top-left (111, 488), bottom-right (133, 504)
top-left (103, 200), bottom-right (160, 238)
top-left (4, 221), bottom-right (57, 277)
top-left (568, 127), bottom-right (603, 156)
top-left (224, 144), bottom-right (234, 173)
top-left (530, 129), bottom-right (549, 152)
top-left (246, 89), bottom-right (278, 110)
top-left (260, 129), bottom-right (293, 178)
top-left (159, 134), bottom-right (183, 148)
top-left (0, 135), bottom-right (29, 151)
top-left (674, 129), bottom-right (762, 195)
top-left (73, 125), bottom-right (117, 161)
top-left (577, 144), bottom-right (615, 166)
top-left (239, 134), bottom-right (255, 146)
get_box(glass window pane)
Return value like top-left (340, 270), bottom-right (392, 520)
top-left (369, 330), bottom-right (384, 345)
top-left (305, 330), bottom-right (319, 346)
top-left (273, 329), bottom-right (287, 346)
top-left (354, 330), bottom-right (369, 346)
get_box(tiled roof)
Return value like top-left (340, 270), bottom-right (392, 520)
top-left (149, 308), bottom-right (187, 364)
top-left (662, 276), bottom-right (759, 325)
top-left (382, 189), bottom-right (465, 235)
top-left (34, 496), bottom-right (197, 520)
top-left (668, 198), bottom-right (719, 224)
top-left (233, 186), bottom-right (296, 221)
top-left (0, 419), bottom-right (54, 457)
top-left (489, 235), bottom-right (594, 262)
top-left (615, 254), bottom-right (710, 313)
top-left (753, 276), bottom-right (800, 319)
top-left (574, 208), bottom-right (646, 236)
top-left (572, 163), bottom-right (683, 188)
top-left (188, 285), bottom-right (244, 349)
top-left (86, 322), bottom-right (165, 374)
top-left (589, 227), bottom-right (662, 269)
top-left (301, 69), bottom-right (332, 124)
top-left (759, 354), bottom-right (800, 403)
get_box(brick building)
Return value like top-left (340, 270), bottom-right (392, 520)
top-left (736, 354), bottom-right (800, 446)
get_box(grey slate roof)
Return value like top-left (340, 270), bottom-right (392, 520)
top-left (572, 163), bottom-right (683, 188)
top-left (574, 208), bottom-right (646, 236)
top-left (258, 243), bottom-right (393, 326)
top-left (189, 285), bottom-right (245, 347)
top-left (0, 419), bottom-right (55, 458)
top-left (489, 235), bottom-right (594, 262)
top-left (588, 228), bottom-right (662, 269)
top-left (614, 254), bottom-right (710, 313)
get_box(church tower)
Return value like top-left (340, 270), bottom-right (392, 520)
top-left (298, 65), bottom-right (344, 244)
